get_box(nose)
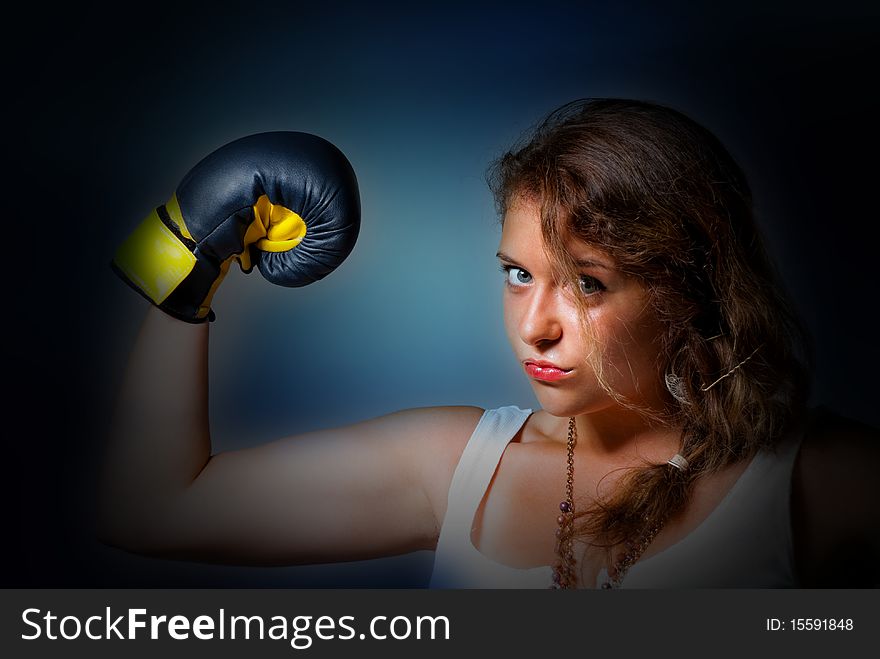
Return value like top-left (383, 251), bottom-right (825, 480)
top-left (517, 284), bottom-right (563, 346)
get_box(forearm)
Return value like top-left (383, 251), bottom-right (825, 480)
top-left (99, 132), bottom-right (359, 559)
top-left (99, 305), bottom-right (212, 547)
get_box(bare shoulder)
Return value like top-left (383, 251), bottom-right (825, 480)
top-left (344, 404), bottom-right (485, 485)
top-left (398, 406), bottom-right (486, 540)
top-left (387, 405), bottom-right (485, 461)
top-left (791, 406), bottom-right (880, 586)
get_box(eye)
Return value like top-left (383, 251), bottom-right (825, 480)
top-left (578, 275), bottom-right (605, 296)
top-left (499, 265), bottom-right (532, 287)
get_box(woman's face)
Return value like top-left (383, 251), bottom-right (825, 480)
top-left (498, 197), bottom-right (667, 419)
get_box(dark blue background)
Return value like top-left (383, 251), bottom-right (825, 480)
top-left (6, 0), bottom-right (878, 586)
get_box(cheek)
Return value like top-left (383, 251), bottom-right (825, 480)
top-left (502, 293), bottom-right (519, 343)
top-left (586, 309), bottom-right (663, 381)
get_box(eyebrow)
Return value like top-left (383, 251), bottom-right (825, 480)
top-left (495, 250), bottom-right (613, 271)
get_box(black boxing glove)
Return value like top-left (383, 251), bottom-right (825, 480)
top-left (112, 132), bottom-right (360, 322)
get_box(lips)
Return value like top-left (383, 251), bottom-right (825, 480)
top-left (523, 359), bottom-right (573, 382)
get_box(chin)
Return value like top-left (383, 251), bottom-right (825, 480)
top-left (531, 386), bottom-right (604, 418)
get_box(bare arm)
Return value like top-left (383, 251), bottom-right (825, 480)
top-left (98, 305), bottom-right (483, 565)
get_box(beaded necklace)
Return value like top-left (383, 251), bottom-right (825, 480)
top-left (550, 417), bottom-right (670, 589)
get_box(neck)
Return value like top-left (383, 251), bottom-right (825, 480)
top-left (574, 404), bottom-right (681, 463)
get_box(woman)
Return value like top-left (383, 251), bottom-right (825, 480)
top-left (100, 98), bottom-right (879, 588)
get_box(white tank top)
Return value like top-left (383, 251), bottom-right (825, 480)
top-left (429, 406), bottom-right (804, 588)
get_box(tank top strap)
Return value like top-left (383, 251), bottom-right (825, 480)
top-left (440, 405), bottom-right (533, 542)
top-left (430, 406), bottom-right (535, 588)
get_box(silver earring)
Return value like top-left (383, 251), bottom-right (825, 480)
top-left (664, 372), bottom-right (690, 405)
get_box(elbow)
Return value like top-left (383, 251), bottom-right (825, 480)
top-left (95, 488), bottom-right (180, 556)
top-left (95, 497), bottom-right (151, 554)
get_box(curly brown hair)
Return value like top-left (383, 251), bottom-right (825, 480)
top-left (488, 98), bottom-right (812, 581)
